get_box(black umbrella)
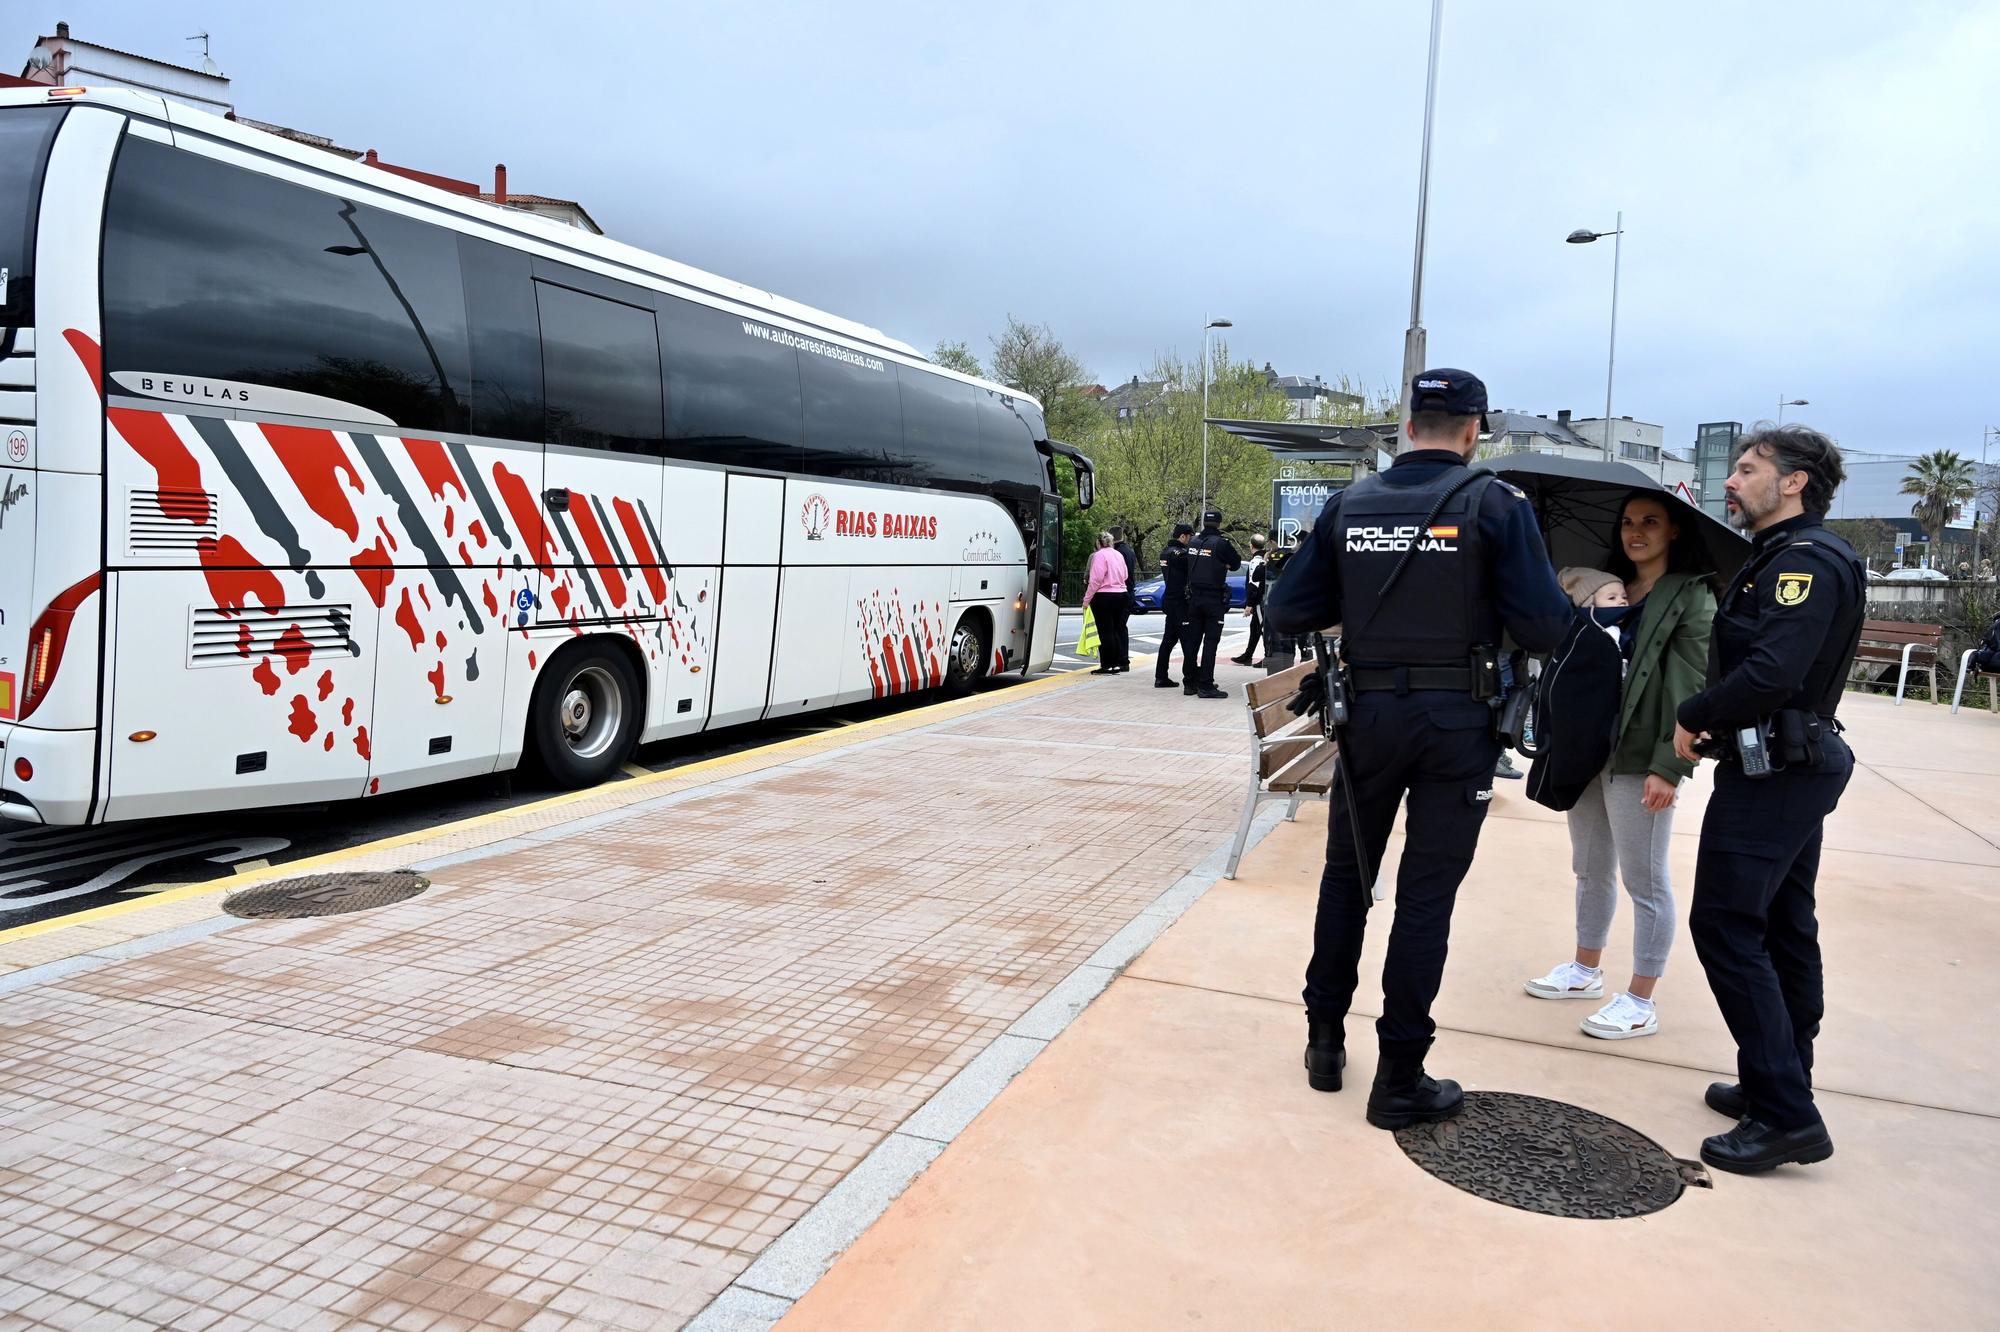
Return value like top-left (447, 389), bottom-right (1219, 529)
top-left (1473, 453), bottom-right (1750, 581)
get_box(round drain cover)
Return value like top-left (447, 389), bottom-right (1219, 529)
top-left (224, 870), bottom-right (430, 920)
top-left (1394, 1091), bottom-right (1691, 1219)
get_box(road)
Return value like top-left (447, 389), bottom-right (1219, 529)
top-left (0, 608), bottom-right (1249, 930)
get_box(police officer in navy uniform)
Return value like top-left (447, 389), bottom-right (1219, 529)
top-left (1671, 424), bottom-right (1864, 1175)
top-left (1180, 510), bottom-right (1242, 699)
top-left (1155, 521), bottom-right (1196, 689)
top-left (1265, 369), bottom-right (1573, 1128)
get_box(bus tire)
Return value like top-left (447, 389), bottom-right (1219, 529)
top-left (942, 612), bottom-right (989, 697)
top-left (527, 642), bottom-right (642, 788)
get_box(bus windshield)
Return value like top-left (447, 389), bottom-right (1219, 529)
top-left (0, 107), bottom-right (63, 328)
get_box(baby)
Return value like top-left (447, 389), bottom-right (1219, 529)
top-left (1558, 567), bottom-right (1629, 611)
top-left (1558, 568), bottom-right (1630, 657)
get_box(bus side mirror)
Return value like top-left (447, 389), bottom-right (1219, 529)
top-left (1076, 470), bottom-right (1094, 509)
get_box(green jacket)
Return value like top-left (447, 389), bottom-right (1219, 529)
top-left (1613, 571), bottom-right (1717, 783)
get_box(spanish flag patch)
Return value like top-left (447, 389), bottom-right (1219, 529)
top-left (1428, 525), bottom-right (1460, 539)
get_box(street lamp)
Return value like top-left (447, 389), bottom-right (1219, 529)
top-left (1200, 315), bottom-right (1233, 514)
top-left (1975, 424), bottom-right (1999, 579)
top-left (1399, 0), bottom-right (1446, 433)
top-left (1566, 213), bottom-right (1625, 467)
top-left (1777, 397), bottom-right (1808, 424)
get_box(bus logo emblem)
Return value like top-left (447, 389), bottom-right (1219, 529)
top-left (801, 493), bottom-right (831, 541)
top-left (5, 431), bottom-right (23, 463)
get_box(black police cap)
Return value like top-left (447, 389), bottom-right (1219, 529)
top-left (1172, 522), bottom-right (1195, 537)
top-left (1411, 368), bottom-right (1490, 429)
top-left (1201, 509), bottom-right (1223, 527)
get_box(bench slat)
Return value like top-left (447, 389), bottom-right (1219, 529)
top-left (1271, 743), bottom-right (1340, 794)
top-left (1245, 661), bottom-right (1314, 711)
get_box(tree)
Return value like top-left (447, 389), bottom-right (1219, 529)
top-left (1072, 344), bottom-right (1296, 560)
top-left (987, 315), bottom-right (1103, 445)
top-left (1900, 449), bottom-right (1977, 552)
top-left (930, 339), bottom-right (984, 379)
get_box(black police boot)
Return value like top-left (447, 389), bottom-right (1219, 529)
top-left (1197, 686), bottom-right (1230, 699)
top-left (1183, 682), bottom-right (1200, 696)
top-left (1229, 653), bottom-right (1253, 665)
top-left (1156, 677), bottom-right (1179, 688)
top-left (1704, 1082), bottom-right (1747, 1120)
top-left (1365, 1050), bottom-right (1464, 1130)
top-left (1304, 1018), bottom-right (1345, 1093)
top-left (1699, 1117), bottom-right (1833, 1175)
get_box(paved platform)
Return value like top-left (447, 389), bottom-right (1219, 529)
top-left (781, 691), bottom-right (2000, 1330)
top-left (0, 657), bottom-right (1268, 1331)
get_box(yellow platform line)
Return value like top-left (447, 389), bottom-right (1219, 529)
top-left (0, 669), bottom-right (1088, 949)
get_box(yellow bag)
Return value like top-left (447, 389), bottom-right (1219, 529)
top-left (1077, 606), bottom-right (1100, 659)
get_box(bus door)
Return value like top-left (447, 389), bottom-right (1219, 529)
top-left (529, 275), bottom-right (668, 630)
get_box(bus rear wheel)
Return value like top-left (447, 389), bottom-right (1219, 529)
top-left (528, 643), bottom-right (642, 788)
top-left (943, 615), bottom-right (989, 697)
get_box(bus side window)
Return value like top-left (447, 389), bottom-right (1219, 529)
top-left (101, 136), bottom-right (471, 432)
top-left (896, 368), bottom-right (980, 487)
top-left (459, 238), bottom-right (544, 444)
top-left (533, 280), bottom-right (665, 456)
top-left (657, 296), bottom-right (802, 473)
top-left (800, 347), bottom-right (905, 483)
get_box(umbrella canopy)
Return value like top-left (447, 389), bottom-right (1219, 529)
top-left (1473, 453), bottom-right (1750, 581)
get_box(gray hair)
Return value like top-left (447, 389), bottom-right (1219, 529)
top-left (1734, 422), bottom-right (1845, 514)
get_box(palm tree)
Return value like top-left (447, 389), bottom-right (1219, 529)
top-left (1901, 449), bottom-right (1977, 555)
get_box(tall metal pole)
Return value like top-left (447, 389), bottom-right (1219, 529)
top-left (1398, 0), bottom-right (1445, 439)
top-left (1977, 425), bottom-right (1999, 578)
top-left (1201, 316), bottom-right (1211, 514)
top-left (1602, 208), bottom-right (1620, 464)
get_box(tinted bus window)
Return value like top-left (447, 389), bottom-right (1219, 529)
top-left (975, 388), bottom-right (1043, 489)
top-left (535, 280), bottom-right (664, 455)
top-left (102, 137), bottom-right (471, 431)
top-left (800, 349), bottom-right (905, 482)
top-left (459, 237), bottom-right (544, 443)
top-left (657, 296), bottom-right (802, 471)
top-left (0, 107), bottom-right (64, 329)
top-left (897, 368), bottom-right (982, 482)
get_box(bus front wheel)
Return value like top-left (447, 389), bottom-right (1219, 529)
top-left (943, 614), bottom-right (989, 697)
top-left (528, 643), bottom-right (642, 787)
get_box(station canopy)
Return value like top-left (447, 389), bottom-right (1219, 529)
top-left (1204, 417), bottom-right (1395, 464)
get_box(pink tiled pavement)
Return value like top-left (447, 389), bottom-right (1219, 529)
top-left (0, 669), bottom-right (1256, 1329)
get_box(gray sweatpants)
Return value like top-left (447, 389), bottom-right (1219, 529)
top-left (1566, 768), bottom-right (1676, 977)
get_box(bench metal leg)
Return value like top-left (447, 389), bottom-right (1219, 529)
top-left (1952, 650), bottom-right (1971, 713)
top-left (1225, 775), bottom-right (1265, 880)
top-left (1895, 642), bottom-right (1916, 704)
top-left (1285, 790), bottom-right (1303, 822)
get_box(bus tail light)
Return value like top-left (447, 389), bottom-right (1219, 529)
top-left (18, 573), bottom-right (102, 724)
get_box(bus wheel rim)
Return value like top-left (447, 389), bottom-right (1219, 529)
top-left (559, 665), bottom-right (622, 759)
top-left (951, 624), bottom-right (981, 677)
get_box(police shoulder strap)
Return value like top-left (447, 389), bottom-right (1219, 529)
top-left (1343, 468), bottom-right (1493, 647)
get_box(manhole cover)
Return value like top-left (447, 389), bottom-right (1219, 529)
top-left (223, 870), bottom-right (430, 920)
top-left (1393, 1091), bottom-right (1701, 1219)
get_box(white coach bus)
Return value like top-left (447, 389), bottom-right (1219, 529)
top-left (0, 86), bottom-right (1094, 826)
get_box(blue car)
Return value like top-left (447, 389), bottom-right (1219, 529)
top-left (1129, 571), bottom-right (1248, 613)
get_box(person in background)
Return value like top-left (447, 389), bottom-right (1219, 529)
top-left (1232, 533), bottom-right (1270, 667)
top-left (1527, 495), bottom-right (1715, 1042)
top-left (1083, 530), bottom-right (1132, 675)
top-left (1155, 522), bottom-right (1195, 689)
top-left (1112, 526), bottom-right (1139, 589)
top-left (1180, 510), bottom-right (1242, 698)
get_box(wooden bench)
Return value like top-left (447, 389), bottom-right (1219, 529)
top-left (1849, 619), bottom-right (1945, 705)
top-left (1951, 649), bottom-right (2000, 715)
top-left (1224, 661), bottom-right (1339, 879)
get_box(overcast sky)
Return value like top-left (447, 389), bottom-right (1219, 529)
top-left (45, 0), bottom-right (2000, 456)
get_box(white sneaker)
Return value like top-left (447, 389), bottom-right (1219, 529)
top-left (1524, 960), bottom-right (1605, 1001)
top-left (1581, 992), bottom-right (1659, 1040)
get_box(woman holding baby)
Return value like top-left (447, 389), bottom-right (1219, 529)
top-left (1525, 494), bottom-right (1716, 1039)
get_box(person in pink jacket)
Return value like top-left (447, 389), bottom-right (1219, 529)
top-left (1083, 531), bottom-right (1132, 674)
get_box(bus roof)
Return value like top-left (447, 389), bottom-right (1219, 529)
top-left (3, 84), bottom-right (1039, 408)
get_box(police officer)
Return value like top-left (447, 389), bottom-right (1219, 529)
top-left (1180, 510), bottom-right (1242, 698)
top-left (1264, 369), bottom-right (1572, 1128)
top-left (1671, 424), bottom-right (1863, 1175)
top-left (1155, 522), bottom-right (1196, 689)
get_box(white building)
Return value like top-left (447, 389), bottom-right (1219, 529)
top-left (1484, 408), bottom-right (1696, 492)
top-left (20, 21), bottom-right (232, 116)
